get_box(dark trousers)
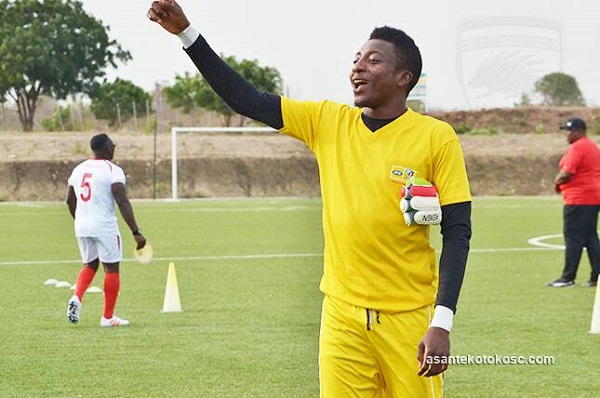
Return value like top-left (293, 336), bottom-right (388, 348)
top-left (561, 205), bottom-right (600, 282)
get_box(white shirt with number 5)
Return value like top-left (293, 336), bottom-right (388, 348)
top-left (68, 159), bottom-right (126, 237)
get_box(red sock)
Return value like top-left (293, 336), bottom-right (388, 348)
top-left (74, 267), bottom-right (96, 301)
top-left (103, 272), bottom-right (120, 319)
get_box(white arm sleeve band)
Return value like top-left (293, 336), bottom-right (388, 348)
top-left (177, 25), bottom-right (200, 49)
top-left (429, 305), bottom-right (454, 332)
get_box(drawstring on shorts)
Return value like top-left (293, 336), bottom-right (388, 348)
top-left (366, 308), bottom-right (381, 331)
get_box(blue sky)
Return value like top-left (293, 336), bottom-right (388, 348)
top-left (83, 0), bottom-right (600, 110)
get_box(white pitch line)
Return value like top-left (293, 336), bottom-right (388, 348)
top-left (0, 246), bottom-right (563, 267)
top-left (156, 252), bottom-right (323, 261)
top-left (0, 252), bottom-right (323, 266)
top-left (527, 234), bottom-right (565, 250)
top-left (180, 206), bottom-right (316, 212)
top-left (470, 247), bottom-right (561, 253)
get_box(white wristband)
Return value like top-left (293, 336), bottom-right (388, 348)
top-left (177, 25), bottom-right (200, 49)
top-left (430, 305), bottom-right (454, 332)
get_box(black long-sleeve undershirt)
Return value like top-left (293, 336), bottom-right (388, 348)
top-left (438, 202), bottom-right (472, 312)
top-left (183, 34), bottom-right (471, 313)
top-left (184, 36), bottom-right (283, 129)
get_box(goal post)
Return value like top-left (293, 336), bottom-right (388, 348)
top-left (170, 126), bottom-right (276, 200)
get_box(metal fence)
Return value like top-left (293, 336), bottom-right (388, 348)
top-left (0, 95), bottom-right (223, 134)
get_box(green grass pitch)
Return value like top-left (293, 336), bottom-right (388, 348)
top-left (1, 196), bottom-right (599, 397)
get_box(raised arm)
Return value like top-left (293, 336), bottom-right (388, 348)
top-left (147, 0), bottom-right (283, 129)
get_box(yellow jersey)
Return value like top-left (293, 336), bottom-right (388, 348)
top-left (280, 98), bottom-right (471, 312)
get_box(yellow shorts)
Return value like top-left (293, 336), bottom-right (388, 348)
top-left (319, 295), bottom-right (443, 398)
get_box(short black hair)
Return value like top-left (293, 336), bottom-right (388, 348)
top-left (369, 26), bottom-right (422, 94)
top-left (90, 133), bottom-right (113, 152)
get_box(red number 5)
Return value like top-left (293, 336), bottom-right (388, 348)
top-left (80, 173), bottom-right (93, 202)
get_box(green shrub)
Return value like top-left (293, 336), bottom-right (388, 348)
top-left (41, 106), bottom-right (73, 132)
top-left (535, 123), bottom-right (545, 134)
top-left (453, 124), bottom-right (472, 135)
top-left (468, 127), bottom-right (499, 136)
top-left (589, 118), bottom-right (600, 136)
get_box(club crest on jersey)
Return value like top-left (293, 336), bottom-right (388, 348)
top-left (389, 166), bottom-right (416, 184)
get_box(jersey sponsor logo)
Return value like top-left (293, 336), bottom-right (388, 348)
top-left (389, 166), bottom-right (416, 184)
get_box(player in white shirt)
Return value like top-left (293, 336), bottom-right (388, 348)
top-left (65, 133), bottom-right (146, 327)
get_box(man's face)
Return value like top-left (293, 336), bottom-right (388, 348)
top-left (349, 39), bottom-right (411, 110)
top-left (565, 129), bottom-right (584, 144)
top-left (106, 140), bottom-right (116, 160)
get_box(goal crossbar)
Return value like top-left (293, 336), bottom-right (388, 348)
top-left (170, 126), bottom-right (277, 200)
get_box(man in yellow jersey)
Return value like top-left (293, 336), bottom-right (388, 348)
top-left (149, 2), bottom-right (471, 396)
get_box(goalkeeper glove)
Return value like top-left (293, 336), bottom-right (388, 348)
top-left (400, 177), bottom-right (442, 226)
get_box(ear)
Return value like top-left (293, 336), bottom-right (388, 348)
top-left (396, 70), bottom-right (413, 89)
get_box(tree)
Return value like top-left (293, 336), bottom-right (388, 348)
top-left (0, 0), bottom-right (131, 131)
top-left (163, 55), bottom-right (283, 126)
top-left (534, 72), bottom-right (585, 107)
top-left (514, 93), bottom-right (532, 108)
top-left (162, 72), bottom-right (202, 123)
top-left (89, 78), bottom-right (152, 128)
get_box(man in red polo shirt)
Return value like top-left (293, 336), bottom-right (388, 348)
top-left (548, 118), bottom-right (600, 288)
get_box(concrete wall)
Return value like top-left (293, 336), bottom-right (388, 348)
top-left (0, 152), bottom-right (560, 202)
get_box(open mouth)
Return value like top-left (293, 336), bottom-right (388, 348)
top-left (352, 79), bottom-right (368, 92)
top-left (352, 79), bottom-right (368, 88)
